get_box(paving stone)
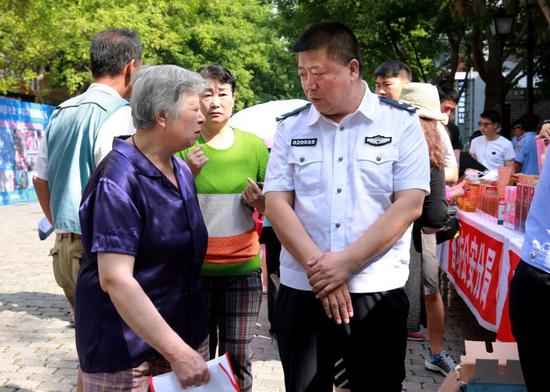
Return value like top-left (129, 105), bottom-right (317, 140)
top-left (37, 381), bottom-right (74, 392)
top-left (0, 202), bottom-right (506, 390)
top-left (4, 379), bottom-right (41, 390)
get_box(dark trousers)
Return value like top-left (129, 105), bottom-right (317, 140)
top-left (275, 285), bottom-right (409, 392)
top-left (260, 226), bottom-right (281, 328)
top-left (510, 260), bottom-right (550, 392)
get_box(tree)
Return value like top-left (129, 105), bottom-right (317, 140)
top-left (0, 0), bottom-right (302, 107)
top-left (271, 0), bottom-right (550, 114)
top-left (269, 0), bottom-right (459, 85)
top-left (446, 1), bottom-right (523, 113)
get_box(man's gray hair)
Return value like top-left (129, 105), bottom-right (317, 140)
top-left (131, 65), bottom-right (206, 130)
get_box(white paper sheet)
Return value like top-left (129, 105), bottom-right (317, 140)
top-left (152, 353), bottom-right (239, 392)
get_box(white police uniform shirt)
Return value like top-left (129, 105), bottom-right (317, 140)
top-left (521, 154), bottom-right (550, 273)
top-left (264, 84), bottom-right (430, 293)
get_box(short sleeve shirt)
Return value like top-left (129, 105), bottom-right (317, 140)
top-left (76, 137), bottom-right (208, 373)
top-left (33, 84), bottom-right (135, 181)
top-left (469, 135), bottom-right (515, 171)
top-left (447, 121), bottom-right (463, 150)
top-left (521, 152), bottom-right (550, 272)
top-left (514, 131), bottom-right (539, 175)
top-left (437, 122), bottom-right (458, 169)
top-left (264, 85), bottom-right (431, 293)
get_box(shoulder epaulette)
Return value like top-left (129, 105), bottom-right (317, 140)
top-left (276, 103), bottom-right (312, 122)
top-left (378, 96), bottom-right (416, 113)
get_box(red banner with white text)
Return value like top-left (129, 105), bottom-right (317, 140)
top-left (495, 250), bottom-right (522, 341)
top-left (447, 220), bottom-right (504, 330)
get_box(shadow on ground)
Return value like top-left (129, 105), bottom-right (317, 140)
top-left (1, 385), bottom-right (34, 392)
top-left (0, 291), bottom-right (71, 323)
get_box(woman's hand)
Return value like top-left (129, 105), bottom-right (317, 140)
top-left (170, 345), bottom-right (210, 388)
top-left (186, 146), bottom-right (208, 177)
top-left (242, 177), bottom-right (265, 213)
top-left (539, 123), bottom-right (550, 141)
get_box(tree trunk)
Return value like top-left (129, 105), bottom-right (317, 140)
top-left (483, 77), bottom-right (506, 111)
top-left (538, 0), bottom-right (550, 30)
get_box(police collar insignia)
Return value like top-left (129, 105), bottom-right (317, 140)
top-left (291, 138), bottom-right (317, 146)
top-left (365, 135), bottom-right (392, 146)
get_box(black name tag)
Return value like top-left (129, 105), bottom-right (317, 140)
top-left (291, 138), bottom-right (317, 147)
top-left (365, 135), bottom-right (392, 146)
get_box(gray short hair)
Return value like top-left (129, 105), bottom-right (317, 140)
top-left (131, 65), bottom-right (206, 130)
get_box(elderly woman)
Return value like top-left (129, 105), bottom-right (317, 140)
top-left (75, 65), bottom-right (210, 390)
top-left (176, 64), bottom-right (269, 392)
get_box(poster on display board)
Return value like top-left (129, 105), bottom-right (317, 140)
top-left (0, 97), bottom-right (54, 205)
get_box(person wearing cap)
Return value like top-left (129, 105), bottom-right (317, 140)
top-left (399, 82), bottom-right (459, 376)
top-left (387, 82), bottom-right (457, 345)
top-left (373, 62), bottom-right (457, 185)
top-left (264, 22), bottom-right (430, 391)
top-left (470, 110), bottom-right (515, 171)
top-left (512, 113), bottom-right (540, 175)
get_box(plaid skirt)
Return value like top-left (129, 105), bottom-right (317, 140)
top-left (80, 338), bottom-right (209, 391)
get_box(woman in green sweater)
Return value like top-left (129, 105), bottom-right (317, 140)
top-left (176, 64), bottom-right (268, 392)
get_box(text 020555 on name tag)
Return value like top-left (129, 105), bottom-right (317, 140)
top-left (291, 138), bottom-right (317, 147)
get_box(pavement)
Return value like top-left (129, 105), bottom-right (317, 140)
top-left (0, 202), bottom-right (495, 392)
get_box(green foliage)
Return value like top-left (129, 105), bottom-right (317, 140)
top-left (0, 0), bottom-right (303, 107)
top-left (269, 0), bottom-right (451, 85)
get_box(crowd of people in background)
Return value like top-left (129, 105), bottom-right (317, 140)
top-left (31, 22), bottom-right (549, 392)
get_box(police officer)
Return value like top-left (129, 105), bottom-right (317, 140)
top-left (264, 22), bottom-right (430, 392)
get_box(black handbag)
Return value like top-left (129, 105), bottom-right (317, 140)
top-left (436, 206), bottom-right (460, 244)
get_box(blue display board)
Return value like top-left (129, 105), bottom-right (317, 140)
top-left (0, 97), bottom-right (55, 205)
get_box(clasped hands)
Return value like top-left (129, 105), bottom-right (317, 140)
top-left (306, 251), bottom-right (354, 325)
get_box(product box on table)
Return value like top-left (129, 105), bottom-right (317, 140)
top-left (438, 341), bottom-right (526, 392)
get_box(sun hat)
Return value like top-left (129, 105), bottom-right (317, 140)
top-left (399, 82), bottom-right (448, 122)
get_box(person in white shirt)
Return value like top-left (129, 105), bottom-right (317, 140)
top-left (34, 94), bottom-right (135, 182)
top-left (469, 110), bottom-right (515, 171)
top-left (32, 29), bottom-right (141, 313)
top-left (264, 22), bottom-right (430, 392)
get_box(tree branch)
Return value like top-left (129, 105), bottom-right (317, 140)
top-left (470, 25), bottom-right (487, 81)
top-left (538, 0), bottom-right (550, 30)
top-left (407, 35), bottom-right (427, 82)
top-left (504, 57), bottom-right (527, 85)
top-left (470, 0), bottom-right (489, 81)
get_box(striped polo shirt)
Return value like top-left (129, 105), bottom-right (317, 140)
top-left (177, 128), bottom-right (269, 276)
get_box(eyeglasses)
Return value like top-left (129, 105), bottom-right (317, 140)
top-left (478, 121), bottom-right (495, 127)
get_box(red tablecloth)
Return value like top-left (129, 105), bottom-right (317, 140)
top-left (440, 211), bottom-right (524, 342)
